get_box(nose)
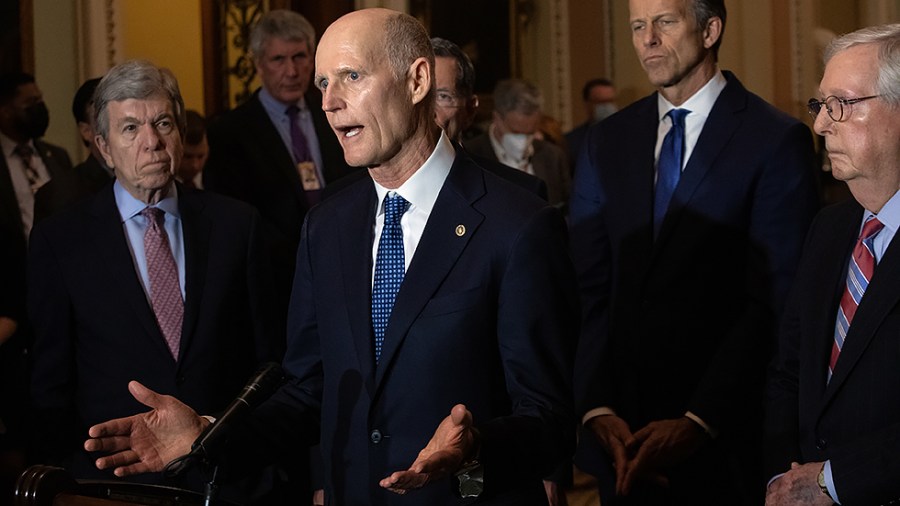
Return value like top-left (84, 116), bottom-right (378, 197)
top-left (639, 24), bottom-right (659, 47)
top-left (321, 84), bottom-right (343, 113)
top-left (139, 124), bottom-right (164, 150)
top-left (813, 105), bottom-right (832, 136)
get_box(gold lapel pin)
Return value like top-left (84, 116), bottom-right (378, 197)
top-left (456, 224), bottom-right (466, 237)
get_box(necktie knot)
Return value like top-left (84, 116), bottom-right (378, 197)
top-left (13, 144), bottom-right (34, 159)
top-left (140, 206), bottom-right (165, 227)
top-left (860, 217), bottom-right (884, 242)
top-left (667, 108), bottom-right (690, 129)
top-left (285, 105), bottom-right (300, 120)
top-left (383, 194), bottom-right (410, 225)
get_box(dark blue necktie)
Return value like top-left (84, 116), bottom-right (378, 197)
top-left (372, 193), bottom-right (410, 363)
top-left (654, 108), bottom-right (690, 237)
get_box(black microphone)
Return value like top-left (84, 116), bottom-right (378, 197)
top-left (191, 362), bottom-right (285, 460)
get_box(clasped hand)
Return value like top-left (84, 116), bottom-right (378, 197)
top-left (587, 414), bottom-right (707, 496)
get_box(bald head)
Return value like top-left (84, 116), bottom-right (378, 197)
top-left (315, 9), bottom-right (437, 182)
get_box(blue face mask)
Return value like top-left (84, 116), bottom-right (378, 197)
top-left (592, 103), bottom-right (618, 123)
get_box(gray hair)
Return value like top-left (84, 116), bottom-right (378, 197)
top-left (93, 60), bottom-right (185, 140)
top-left (824, 23), bottom-right (900, 107)
top-left (691, 0), bottom-right (727, 60)
top-left (382, 12), bottom-right (434, 83)
top-left (431, 37), bottom-right (475, 97)
top-left (250, 9), bottom-right (316, 63)
top-left (492, 78), bottom-right (542, 116)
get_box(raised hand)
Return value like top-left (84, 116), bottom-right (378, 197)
top-left (84, 381), bottom-right (208, 477)
top-left (379, 404), bottom-right (478, 494)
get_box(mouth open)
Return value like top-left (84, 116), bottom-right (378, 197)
top-left (336, 125), bottom-right (363, 139)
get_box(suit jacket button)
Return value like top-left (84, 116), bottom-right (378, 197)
top-left (370, 429), bottom-right (382, 444)
top-left (816, 438), bottom-right (827, 450)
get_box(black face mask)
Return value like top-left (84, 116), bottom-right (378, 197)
top-left (16, 102), bottom-right (50, 139)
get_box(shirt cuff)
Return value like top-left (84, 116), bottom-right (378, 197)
top-left (823, 460), bottom-right (840, 504)
top-left (582, 407), bottom-right (616, 425)
top-left (684, 411), bottom-right (718, 438)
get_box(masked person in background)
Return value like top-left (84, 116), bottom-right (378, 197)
top-left (565, 78), bottom-right (617, 174)
top-left (466, 78), bottom-right (570, 209)
top-left (0, 72), bottom-right (73, 241)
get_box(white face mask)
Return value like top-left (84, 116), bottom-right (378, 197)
top-left (592, 103), bottom-right (618, 123)
top-left (501, 132), bottom-right (533, 161)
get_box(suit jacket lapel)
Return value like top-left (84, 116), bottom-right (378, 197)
top-left (825, 206), bottom-right (900, 403)
top-left (178, 188), bottom-right (211, 364)
top-left (808, 204), bottom-right (860, 406)
top-left (374, 156), bottom-right (485, 389)
top-left (89, 186), bottom-right (172, 357)
top-left (0, 155), bottom-right (24, 240)
top-left (248, 93), bottom-right (310, 209)
top-left (338, 180), bottom-right (378, 393)
top-left (655, 73), bottom-right (744, 246)
top-left (34, 140), bottom-right (70, 179)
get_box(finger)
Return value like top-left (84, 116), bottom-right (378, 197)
top-left (128, 380), bottom-right (166, 409)
top-left (450, 403), bottom-right (472, 427)
top-left (789, 461), bottom-right (800, 469)
top-left (88, 418), bottom-right (133, 438)
top-left (113, 462), bottom-right (154, 477)
top-left (95, 450), bottom-right (140, 470)
top-left (84, 435), bottom-right (133, 453)
top-left (379, 470), bottom-right (428, 491)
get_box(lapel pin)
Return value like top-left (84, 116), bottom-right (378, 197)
top-left (456, 224), bottom-right (466, 237)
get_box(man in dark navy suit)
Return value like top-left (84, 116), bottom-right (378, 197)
top-left (86, 9), bottom-right (579, 506)
top-left (28, 60), bottom-right (282, 502)
top-left (569, 0), bottom-right (819, 504)
top-left (204, 9), bottom-right (355, 317)
top-left (766, 23), bottom-right (900, 506)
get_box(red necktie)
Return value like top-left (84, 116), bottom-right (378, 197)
top-left (141, 207), bottom-right (183, 360)
top-left (830, 216), bottom-right (884, 380)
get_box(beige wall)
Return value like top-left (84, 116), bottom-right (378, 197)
top-left (117, 1), bottom-right (205, 113)
top-left (33, 0), bottom-right (79, 159)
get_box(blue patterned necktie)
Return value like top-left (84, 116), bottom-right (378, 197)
top-left (654, 108), bottom-right (690, 237)
top-left (372, 193), bottom-right (410, 363)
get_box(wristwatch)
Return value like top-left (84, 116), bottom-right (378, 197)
top-left (456, 460), bottom-right (483, 498)
top-left (817, 465), bottom-right (834, 500)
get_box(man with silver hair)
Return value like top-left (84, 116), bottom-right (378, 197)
top-left (27, 60), bottom-right (282, 502)
top-left (765, 23), bottom-right (900, 506)
top-left (203, 9), bottom-right (353, 323)
top-left (466, 78), bottom-right (570, 207)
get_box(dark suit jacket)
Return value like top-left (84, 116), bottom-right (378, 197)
top-left (569, 72), bottom-right (819, 502)
top-left (245, 150), bottom-right (579, 505)
top-left (34, 154), bottom-right (113, 223)
top-left (28, 183), bottom-right (282, 482)
top-left (465, 134), bottom-right (570, 207)
top-left (203, 89), bottom-right (356, 300)
top-left (0, 139), bottom-right (72, 241)
top-left (766, 199), bottom-right (900, 505)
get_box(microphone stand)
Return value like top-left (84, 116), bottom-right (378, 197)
top-left (203, 464), bottom-right (219, 506)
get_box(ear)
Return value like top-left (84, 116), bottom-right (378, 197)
top-left (702, 16), bottom-right (723, 50)
top-left (95, 134), bottom-right (115, 169)
top-left (77, 121), bottom-right (93, 145)
top-left (408, 57), bottom-right (432, 106)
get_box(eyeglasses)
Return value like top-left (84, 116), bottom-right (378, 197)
top-left (807, 95), bottom-right (880, 122)
top-left (435, 90), bottom-right (464, 108)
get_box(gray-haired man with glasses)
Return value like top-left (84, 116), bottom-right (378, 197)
top-left (766, 23), bottom-right (900, 506)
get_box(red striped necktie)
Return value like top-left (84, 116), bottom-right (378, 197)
top-left (830, 216), bottom-right (884, 381)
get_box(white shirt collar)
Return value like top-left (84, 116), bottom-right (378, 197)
top-left (373, 130), bottom-right (455, 217)
top-left (657, 70), bottom-right (727, 121)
